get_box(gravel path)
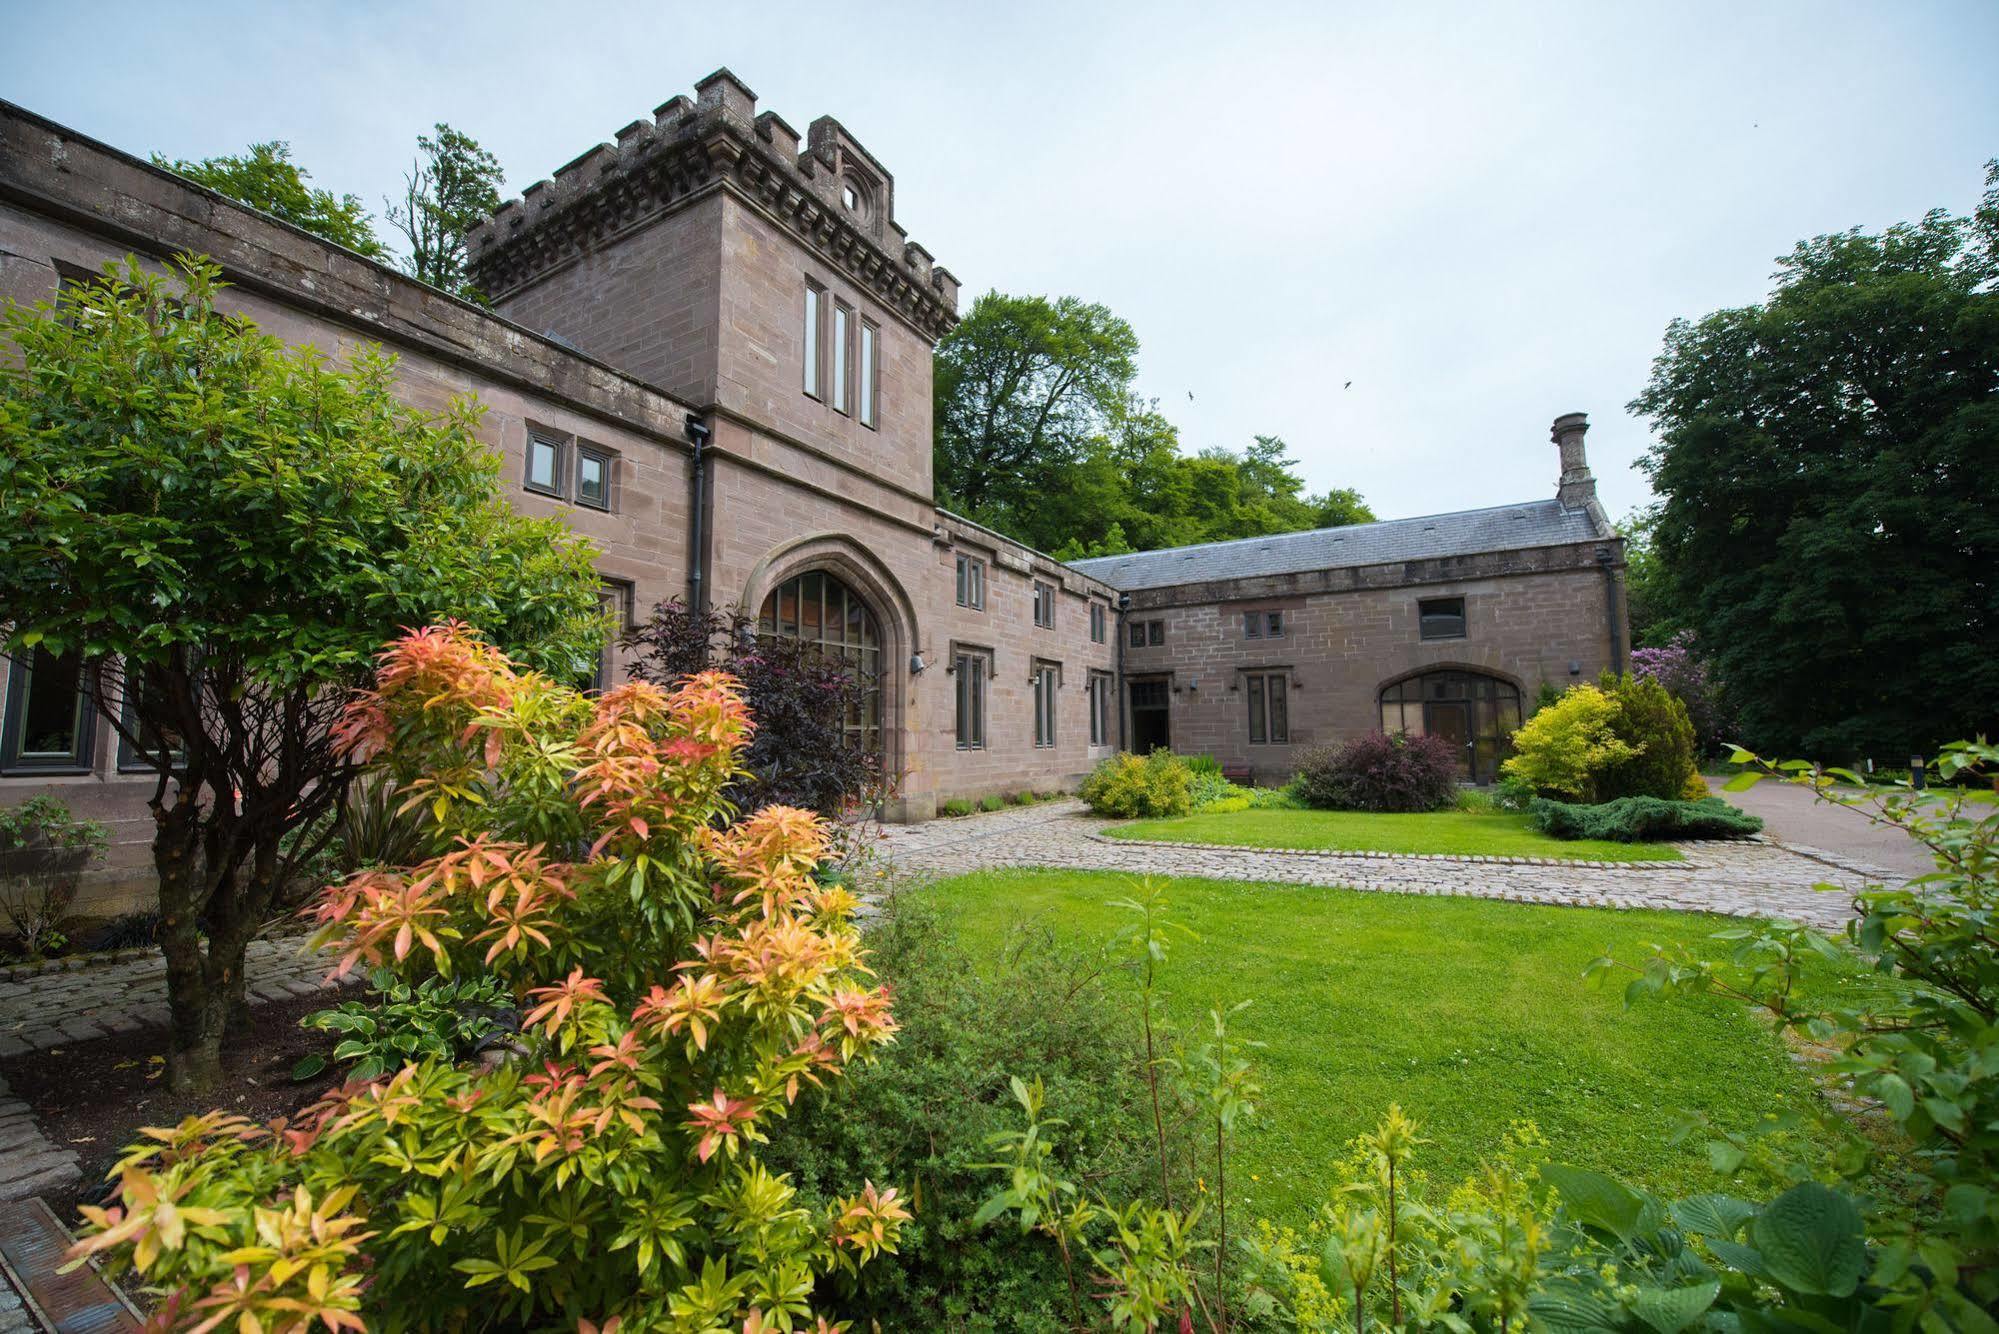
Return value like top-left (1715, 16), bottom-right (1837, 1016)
top-left (878, 800), bottom-right (1887, 931)
top-left (1704, 778), bottom-right (1938, 881)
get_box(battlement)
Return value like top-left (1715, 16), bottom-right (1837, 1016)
top-left (466, 68), bottom-right (959, 338)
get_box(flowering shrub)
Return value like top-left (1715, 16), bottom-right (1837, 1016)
top-left (1079, 751), bottom-right (1195, 819)
top-left (1630, 631), bottom-right (1737, 758)
top-left (68, 623), bottom-right (907, 1331)
top-left (1294, 732), bottom-right (1459, 812)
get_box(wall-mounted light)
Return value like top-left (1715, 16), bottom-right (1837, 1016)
top-left (1569, 660), bottom-right (1582, 676)
top-left (910, 652), bottom-right (926, 675)
top-left (1187, 676), bottom-right (1199, 693)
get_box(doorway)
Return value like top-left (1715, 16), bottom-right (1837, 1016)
top-left (1425, 700), bottom-right (1472, 780)
top-left (1128, 678), bottom-right (1171, 754)
top-left (1377, 669), bottom-right (1523, 784)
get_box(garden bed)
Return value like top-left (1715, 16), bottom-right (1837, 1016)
top-left (1103, 807), bottom-right (1684, 861)
top-left (0, 991), bottom-right (340, 1218)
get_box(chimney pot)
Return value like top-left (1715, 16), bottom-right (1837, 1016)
top-left (1553, 412), bottom-right (1595, 508)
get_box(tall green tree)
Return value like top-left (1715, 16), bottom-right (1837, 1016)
top-left (387, 123), bottom-right (505, 299)
top-left (1631, 161), bottom-right (1999, 759)
top-left (155, 141), bottom-right (388, 259)
top-left (0, 257), bottom-right (605, 1091)
top-left (934, 292), bottom-right (1140, 523)
top-left (936, 295), bottom-right (1373, 555)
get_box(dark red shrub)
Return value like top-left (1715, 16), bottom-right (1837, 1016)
top-left (1295, 731), bottom-right (1460, 812)
top-left (624, 599), bottom-right (881, 817)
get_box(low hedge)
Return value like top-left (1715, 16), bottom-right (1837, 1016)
top-left (1529, 795), bottom-right (1763, 843)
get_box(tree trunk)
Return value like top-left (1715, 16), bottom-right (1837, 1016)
top-left (154, 787), bottom-right (221, 1094)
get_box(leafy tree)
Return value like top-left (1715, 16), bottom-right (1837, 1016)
top-left (387, 123), bottom-right (505, 299)
top-left (154, 141), bottom-right (388, 259)
top-left (0, 257), bottom-right (604, 1091)
top-left (1616, 506), bottom-right (1676, 649)
top-left (623, 599), bottom-right (881, 817)
top-left (934, 292), bottom-right (1139, 522)
top-left (1631, 160), bottom-right (1999, 758)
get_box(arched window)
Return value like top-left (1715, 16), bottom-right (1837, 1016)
top-left (757, 570), bottom-right (883, 753)
top-left (1378, 669), bottom-right (1522, 783)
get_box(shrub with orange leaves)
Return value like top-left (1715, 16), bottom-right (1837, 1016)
top-left (72, 625), bottom-right (904, 1332)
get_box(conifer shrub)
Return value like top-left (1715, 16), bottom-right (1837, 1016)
top-left (1294, 732), bottom-right (1459, 812)
top-left (1530, 794), bottom-right (1763, 842)
top-left (1596, 671), bottom-right (1700, 801)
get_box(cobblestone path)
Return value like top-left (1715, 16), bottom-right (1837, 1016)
top-left (876, 800), bottom-right (1883, 931)
top-left (0, 937), bottom-right (349, 1204)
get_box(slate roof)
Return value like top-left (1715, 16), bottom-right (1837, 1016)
top-left (1065, 499), bottom-right (1607, 592)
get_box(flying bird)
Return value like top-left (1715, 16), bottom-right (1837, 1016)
top-left (1343, 381), bottom-right (1353, 390)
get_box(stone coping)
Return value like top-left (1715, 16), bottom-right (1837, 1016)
top-left (0, 948), bottom-right (155, 986)
top-left (1086, 830), bottom-right (1701, 870)
top-left (0, 928), bottom-right (318, 986)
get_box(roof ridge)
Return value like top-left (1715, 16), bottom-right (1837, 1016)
top-left (1066, 498), bottom-right (1560, 567)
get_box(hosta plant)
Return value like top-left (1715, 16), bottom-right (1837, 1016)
top-left (293, 969), bottom-right (515, 1081)
top-left (67, 623), bottom-right (907, 1331)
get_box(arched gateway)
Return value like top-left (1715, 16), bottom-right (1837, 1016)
top-left (1377, 669), bottom-right (1523, 783)
top-left (756, 570), bottom-right (885, 755)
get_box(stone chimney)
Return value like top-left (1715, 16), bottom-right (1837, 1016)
top-left (1552, 412), bottom-right (1595, 509)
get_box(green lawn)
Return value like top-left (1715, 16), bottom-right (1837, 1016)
top-left (1105, 807), bottom-right (1683, 862)
top-left (919, 868), bottom-right (1845, 1224)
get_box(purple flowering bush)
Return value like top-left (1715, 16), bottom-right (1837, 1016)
top-left (1630, 632), bottom-right (1738, 759)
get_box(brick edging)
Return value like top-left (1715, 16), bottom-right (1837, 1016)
top-left (1086, 831), bottom-right (1702, 871)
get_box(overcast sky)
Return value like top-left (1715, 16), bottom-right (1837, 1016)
top-left (10, 1), bottom-right (1995, 524)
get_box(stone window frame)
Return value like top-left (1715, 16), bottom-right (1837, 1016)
top-left (524, 431), bottom-right (566, 498)
top-left (526, 426), bottom-right (617, 512)
top-left (575, 443), bottom-right (617, 512)
top-left (1243, 668), bottom-right (1291, 746)
top-left (1087, 669), bottom-right (1115, 746)
top-left (593, 578), bottom-right (638, 693)
top-left (831, 299), bottom-right (854, 416)
top-left (116, 669), bottom-right (188, 775)
top-left (1089, 602), bottom-right (1106, 644)
top-left (858, 317), bottom-right (881, 430)
top-left (1032, 581), bottom-right (1056, 630)
top-left (1418, 596), bottom-right (1467, 641)
top-left (1031, 658), bottom-right (1062, 749)
top-left (1, 648), bottom-right (97, 776)
top-left (949, 642), bottom-right (994, 751)
top-left (802, 280), bottom-right (825, 401)
top-left (955, 554), bottom-right (986, 610)
top-left (1130, 619), bottom-right (1166, 647)
top-left (1243, 610), bottom-right (1284, 640)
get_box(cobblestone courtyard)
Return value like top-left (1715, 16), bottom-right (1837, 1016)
top-left (875, 800), bottom-right (1882, 932)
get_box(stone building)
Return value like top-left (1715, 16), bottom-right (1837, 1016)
top-left (0, 70), bottom-right (1622, 915)
top-left (1071, 414), bottom-right (1627, 784)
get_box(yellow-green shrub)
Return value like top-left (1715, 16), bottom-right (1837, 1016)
top-left (1079, 751), bottom-right (1194, 819)
top-left (1499, 684), bottom-right (1636, 801)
